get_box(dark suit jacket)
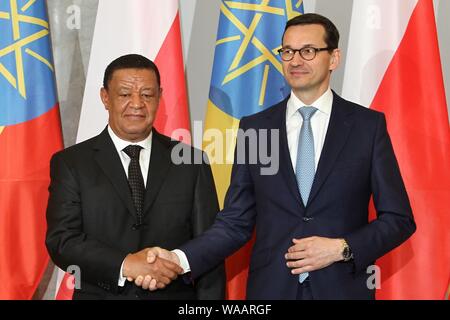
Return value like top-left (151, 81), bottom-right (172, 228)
top-left (180, 92), bottom-right (416, 300)
top-left (46, 128), bottom-right (225, 300)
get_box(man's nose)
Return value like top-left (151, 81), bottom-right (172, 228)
top-left (290, 51), bottom-right (305, 66)
top-left (130, 93), bottom-right (143, 107)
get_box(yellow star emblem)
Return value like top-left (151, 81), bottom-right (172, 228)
top-left (0, 0), bottom-right (54, 100)
top-left (216, 0), bottom-right (302, 106)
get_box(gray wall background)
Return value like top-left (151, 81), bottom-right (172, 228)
top-left (35, 0), bottom-right (450, 299)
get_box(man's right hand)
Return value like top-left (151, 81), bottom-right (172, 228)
top-left (122, 248), bottom-right (183, 289)
top-left (132, 247), bottom-right (182, 291)
top-left (146, 246), bottom-right (180, 265)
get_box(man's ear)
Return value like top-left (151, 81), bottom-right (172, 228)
top-left (329, 48), bottom-right (341, 71)
top-left (100, 87), bottom-right (109, 110)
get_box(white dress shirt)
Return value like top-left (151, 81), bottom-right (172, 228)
top-left (107, 126), bottom-right (153, 286)
top-left (107, 126), bottom-right (152, 187)
top-left (286, 88), bottom-right (333, 172)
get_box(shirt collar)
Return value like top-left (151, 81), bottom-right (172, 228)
top-left (107, 126), bottom-right (152, 154)
top-left (286, 87), bottom-right (333, 120)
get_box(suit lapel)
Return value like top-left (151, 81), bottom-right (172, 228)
top-left (308, 92), bottom-right (355, 205)
top-left (266, 98), bottom-right (304, 209)
top-left (143, 129), bottom-right (172, 214)
top-left (93, 128), bottom-right (136, 218)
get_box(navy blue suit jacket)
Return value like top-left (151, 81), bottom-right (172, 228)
top-left (181, 92), bottom-right (415, 299)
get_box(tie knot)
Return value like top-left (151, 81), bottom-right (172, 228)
top-left (298, 106), bottom-right (318, 121)
top-left (123, 145), bottom-right (143, 159)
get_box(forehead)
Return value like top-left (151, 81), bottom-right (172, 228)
top-left (283, 24), bottom-right (326, 46)
top-left (110, 68), bottom-right (158, 86)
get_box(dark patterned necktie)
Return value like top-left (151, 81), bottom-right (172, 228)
top-left (123, 145), bottom-right (145, 227)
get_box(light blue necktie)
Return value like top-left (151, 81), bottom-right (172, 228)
top-left (295, 106), bottom-right (317, 283)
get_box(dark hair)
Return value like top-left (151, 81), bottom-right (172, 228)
top-left (103, 54), bottom-right (161, 89)
top-left (282, 13), bottom-right (340, 50)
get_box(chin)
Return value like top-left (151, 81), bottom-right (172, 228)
top-left (121, 125), bottom-right (149, 135)
top-left (288, 79), bottom-right (308, 87)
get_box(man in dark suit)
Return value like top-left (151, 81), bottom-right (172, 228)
top-left (143, 14), bottom-right (416, 300)
top-left (46, 54), bottom-right (225, 299)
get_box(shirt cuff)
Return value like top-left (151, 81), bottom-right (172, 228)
top-left (172, 249), bottom-right (191, 274)
top-left (118, 259), bottom-right (127, 287)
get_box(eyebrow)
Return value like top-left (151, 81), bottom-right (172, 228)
top-left (117, 86), bottom-right (156, 91)
top-left (283, 43), bottom-right (317, 48)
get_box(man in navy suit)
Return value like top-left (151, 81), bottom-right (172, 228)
top-left (141, 13), bottom-right (416, 299)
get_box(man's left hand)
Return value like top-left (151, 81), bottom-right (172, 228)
top-left (285, 236), bottom-right (344, 274)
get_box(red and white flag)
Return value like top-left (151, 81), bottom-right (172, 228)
top-left (56, 0), bottom-right (189, 299)
top-left (342, 0), bottom-right (450, 299)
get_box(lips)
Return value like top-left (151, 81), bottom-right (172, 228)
top-left (289, 68), bottom-right (309, 76)
top-left (124, 114), bottom-right (145, 119)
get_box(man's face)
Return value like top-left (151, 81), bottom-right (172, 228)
top-left (100, 68), bottom-right (161, 142)
top-left (281, 24), bottom-right (340, 98)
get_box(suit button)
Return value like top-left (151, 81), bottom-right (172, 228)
top-left (303, 217), bottom-right (313, 222)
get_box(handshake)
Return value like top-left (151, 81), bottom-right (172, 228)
top-left (122, 247), bottom-right (182, 291)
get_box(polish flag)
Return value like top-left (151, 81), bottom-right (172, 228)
top-left (342, 0), bottom-right (450, 299)
top-left (55, 0), bottom-right (189, 299)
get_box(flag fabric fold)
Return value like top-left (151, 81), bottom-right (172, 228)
top-left (0, 0), bottom-right (63, 299)
top-left (343, 0), bottom-right (450, 299)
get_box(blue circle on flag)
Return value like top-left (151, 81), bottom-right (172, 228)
top-left (208, 3), bottom-right (303, 120)
top-left (0, 1), bottom-right (57, 126)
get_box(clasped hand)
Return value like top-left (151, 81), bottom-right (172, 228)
top-left (122, 247), bottom-right (182, 291)
top-left (285, 236), bottom-right (344, 274)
